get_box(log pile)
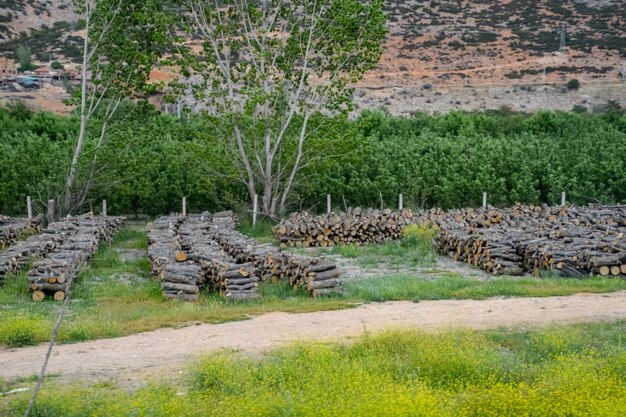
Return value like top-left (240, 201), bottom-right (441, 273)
top-left (1, 214), bottom-right (99, 284)
top-left (148, 213), bottom-right (262, 301)
top-left (27, 215), bottom-right (125, 301)
top-left (148, 212), bottom-right (340, 300)
top-left (147, 215), bottom-right (200, 301)
top-left (274, 208), bottom-right (415, 247)
top-left (0, 216), bottom-right (42, 250)
top-left (214, 229), bottom-right (343, 297)
top-left (275, 205), bottom-right (625, 278)
top-left (434, 205), bottom-right (626, 277)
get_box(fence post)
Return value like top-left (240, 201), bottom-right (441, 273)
top-left (482, 192), bottom-right (487, 209)
top-left (327, 194), bottom-right (332, 214)
top-left (47, 199), bottom-right (55, 224)
top-left (561, 192), bottom-right (566, 206)
top-left (182, 197), bottom-right (187, 217)
top-left (102, 200), bottom-right (107, 216)
top-left (27, 196), bottom-right (32, 221)
top-left (398, 193), bottom-right (403, 210)
top-left (253, 194), bottom-right (258, 226)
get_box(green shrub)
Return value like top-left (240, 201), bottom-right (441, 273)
top-left (567, 79), bottom-right (580, 90)
top-left (0, 315), bottom-right (46, 347)
top-left (402, 223), bottom-right (439, 248)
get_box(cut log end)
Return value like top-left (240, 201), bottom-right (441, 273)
top-left (53, 291), bottom-right (66, 302)
top-left (175, 251), bottom-right (188, 262)
top-left (32, 290), bottom-right (45, 302)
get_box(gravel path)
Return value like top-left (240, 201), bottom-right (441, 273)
top-left (1, 291), bottom-right (625, 383)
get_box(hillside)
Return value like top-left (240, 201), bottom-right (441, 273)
top-left (1, 0), bottom-right (625, 114)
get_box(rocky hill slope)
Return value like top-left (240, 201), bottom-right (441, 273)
top-left (1, 0), bottom-right (625, 114)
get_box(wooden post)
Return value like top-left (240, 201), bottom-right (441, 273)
top-left (253, 194), bottom-right (258, 226)
top-left (47, 199), bottom-right (55, 224)
top-left (182, 197), bottom-right (187, 217)
top-left (561, 192), bottom-right (566, 206)
top-left (327, 194), bottom-right (332, 214)
top-left (27, 196), bottom-right (32, 221)
top-left (482, 192), bottom-right (487, 209)
top-left (398, 194), bottom-right (403, 210)
top-left (102, 200), bottom-right (107, 216)
top-left (379, 191), bottom-right (384, 210)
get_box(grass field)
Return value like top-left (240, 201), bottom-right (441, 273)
top-left (1, 227), bottom-right (625, 347)
top-left (1, 321), bottom-right (625, 416)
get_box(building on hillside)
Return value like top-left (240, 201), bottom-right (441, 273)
top-left (34, 66), bottom-right (52, 77)
top-left (0, 56), bottom-right (17, 79)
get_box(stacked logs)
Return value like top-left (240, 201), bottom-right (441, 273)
top-left (181, 214), bottom-right (261, 301)
top-left (28, 215), bottom-right (125, 301)
top-left (0, 216), bottom-right (42, 249)
top-left (274, 208), bottom-right (415, 247)
top-left (147, 215), bottom-right (202, 301)
top-left (0, 232), bottom-right (59, 284)
top-left (200, 259), bottom-right (260, 301)
top-left (1, 214), bottom-right (105, 284)
top-left (434, 205), bottom-right (626, 277)
top-left (276, 205), bottom-right (625, 278)
top-left (436, 229), bottom-right (526, 276)
top-left (215, 229), bottom-right (342, 297)
top-left (148, 213), bottom-right (262, 301)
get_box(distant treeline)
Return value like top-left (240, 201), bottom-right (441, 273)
top-left (1, 102), bottom-right (625, 217)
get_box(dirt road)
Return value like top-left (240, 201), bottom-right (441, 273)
top-left (2, 291), bottom-right (626, 382)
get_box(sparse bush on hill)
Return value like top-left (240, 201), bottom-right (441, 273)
top-left (567, 79), bottom-right (581, 90)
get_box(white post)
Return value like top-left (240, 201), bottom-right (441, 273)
top-left (482, 192), bottom-right (487, 209)
top-left (27, 196), bottom-right (32, 221)
top-left (327, 194), bottom-right (332, 214)
top-left (47, 199), bottom-right (55, 224)
top-left (398, 194), bottom-right (404, 210)
top-left (102, 200), bottom-right (107, 216)
top-left (561, 192), bottom-right (566, 206)
top-left (182, 197), bottom-right (187, 217)
top-left (177, 100), bottom-right (181, 119)
top-left (253, 194), bottom-right (258, 226)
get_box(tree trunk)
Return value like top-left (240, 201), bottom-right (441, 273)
top-left (64, 12), bottom-right (91, 214)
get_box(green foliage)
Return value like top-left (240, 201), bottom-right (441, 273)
top-left (0, 314), bottom-right (47, 347)
top-left (50, 60), bottom-right (63, 70)
top-left (237, 219), bottom-right (277, 244)
top-left (15, 44), bottom-right (34, 71)
top-left (402, 223), bottom-right (439, 248)
top-left (310, 110), bottom-right (626, 209)
top-left (344, 274), bottom-right (626, 303)
top-left (171, 0), bottom-right (387, 216)
top-left (0, 104), bottom-right (625, 216)
top-left (567, 78), bottom-right (581, 90)
top-left (3, 322), bottom-right (625, 416)
top-left (316, 238), bottom-right (438, 268)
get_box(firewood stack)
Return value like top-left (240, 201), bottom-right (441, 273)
top-left (200, 259), bottom-right (260, 301)
top-left (28, 214), bottom-right (125, 302)
top-left (435, 205), bottom-right (626, 277)
top-left (276, 205), bottom-right (625, 278)
top-left (215, 229), bottom-right (343, 297)
top-left (148, 213), bottom-right (262, 301)
top-left (184, 214), bottom-right (261, 301)
top-left (1, 214), bottom-right (119, 285)
top-left (0, 215), bottom-right (42, 249)
top-left (147, 215), bottom-right (203, 301)
top-left (274, 208), bottom-right (416, 247)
